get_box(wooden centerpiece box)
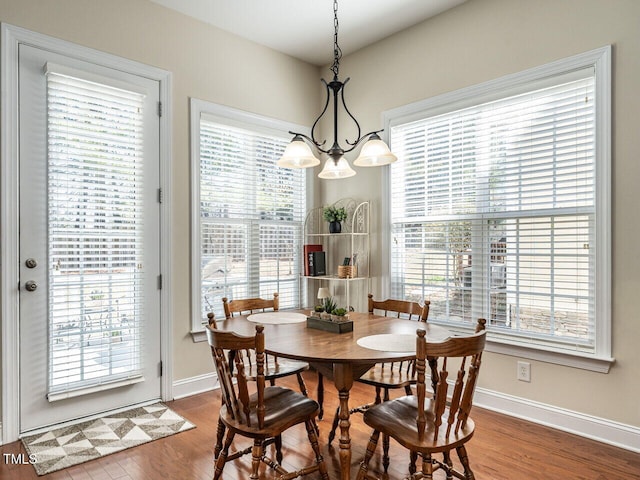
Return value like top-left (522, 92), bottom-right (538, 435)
top-left (307, 311), bottom-right (353, 333)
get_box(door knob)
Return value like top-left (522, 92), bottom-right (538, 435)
top-left (25, 280), bottom-right (38, 292)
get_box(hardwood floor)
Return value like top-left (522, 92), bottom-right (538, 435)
top-left (2, 371), bottom-right (639, 479)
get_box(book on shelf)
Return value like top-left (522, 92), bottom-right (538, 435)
top-left (303, 244), bottom-right (323, 276)
top-left (307, 251), bottom-right (326, 277)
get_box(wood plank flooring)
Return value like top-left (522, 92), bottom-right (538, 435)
top-left (2, 371), bottom-right (639, 479)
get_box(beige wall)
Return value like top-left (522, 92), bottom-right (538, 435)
top-left (322, 0), bottom-right (640, 427)
top-left (1, 0), bottom-right (638, 438)
top-left (0, 0), bottom-right (320, 406)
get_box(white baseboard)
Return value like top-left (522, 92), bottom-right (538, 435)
top-left (172, 372), bottom-right (218, 400)
top-left (474, 387), bottom-right (640, 453)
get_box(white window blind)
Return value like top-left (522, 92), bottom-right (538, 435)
top-left (389, 66), bottom-right (603, 354)
top-left (46, 67), bottom-right (146, 397)
top-left (198, 114), bottom-right (306, 323)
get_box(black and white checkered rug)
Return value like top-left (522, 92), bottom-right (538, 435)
top-left (21, 403), bottom-right (195, 475)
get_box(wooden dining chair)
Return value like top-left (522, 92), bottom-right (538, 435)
top-left (327, 294), bottom-right (430, 469)
top-left (221, 293), bottom-right (309, 392)
top-left (222, 292), bottom-right (280, 319)
top-left (356, 319), bottom-right (487, 480)
top-left (206, 323), bottom-right (329, 480)
top-left (362, 294), bottom-right (431, 399)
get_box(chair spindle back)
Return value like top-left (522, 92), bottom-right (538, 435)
top-left (223, 292), bottom-right (279, 319)
top-left (416, 318), bottom-right (486, 442)
top-left (206, 323), bottom-right (266, 429)
top-left (368, 293), bottom-right (429, 321)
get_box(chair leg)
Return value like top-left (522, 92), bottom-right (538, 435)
top-left (409, 450), bottom-right (418, 475)
top-left (327, 405), bottom-right (341, 446)
top-left (374, 386), bottom-right (382, 404)
top-left (296, 372), bottom-right (309, 397)
top-left (213, 430), bottom-right (235, 480)
top-left (443, 450), bottom-right (454, 480)
top-left (317, 373), bottom-right (324, 419)
top-left (382, 432), bottom-right (390, 473)
top-left (456, 445), bottom-right (475, 480)
top-left (214, 418), bottom-right (225, 459)
top-left (305, 420), bottom-right (329, 480)
top-left (422, 453), bottom-right (434, 479)
top-left (250, 438), bottom-right (263, 480)
top-left (274, 434), bottom-right (283, 465)
top-left (382, 388), bottom-right (391, 473)
top-left (356, 429), bottom-right (380, 480)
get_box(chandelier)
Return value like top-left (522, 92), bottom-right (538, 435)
top-left (277, 0), bottom-right (397, 179)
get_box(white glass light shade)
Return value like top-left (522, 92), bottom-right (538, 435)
top-left (277, 139), bottom-right (320, 168)
top-left (318, 157), bottom-right (356, 179)
top-left (317, 287), bottom-right (331, 300)
top-left (353, 137), bottom-right (397, 167)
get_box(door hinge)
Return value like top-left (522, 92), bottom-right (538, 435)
top-left (157, 274), bottom-right (162, 290)
top-left (157, 187), bottom-right (163, 204)
top-left (157, 101), bottom-right (162, 117)
top-left (159, 361), bottom-right (163, 376)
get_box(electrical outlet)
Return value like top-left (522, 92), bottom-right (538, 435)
top-left (517, 361), bottom-right (531, 382)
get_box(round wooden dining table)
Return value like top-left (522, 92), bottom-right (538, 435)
top-left (216, 311), bottom-right (451, 480)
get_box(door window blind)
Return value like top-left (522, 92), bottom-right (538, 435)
top-left (390, 68), bottom-right (598, 353)
top-left (46, 66), bottom-right (146, 397)
top-left (198, 116), bottom-right (306, 322)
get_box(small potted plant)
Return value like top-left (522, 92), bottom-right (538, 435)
top-left (331, 307), bottom-right (349, 322)
top-left (311, 304), bottom-right (324, 318)
top-left (323, 205), bottom-right (347, 233)
top-left (320, 296), bottom-right (337, 320)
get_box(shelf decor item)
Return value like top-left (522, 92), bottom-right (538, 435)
top-left (307, 251), bottom-right (326, 276)
top-left (323, 205), bottom-right (347, 233)
top-left (303, 244), bottom-right (323, 276)
top-left (337, 265), bottom-right (357, 278)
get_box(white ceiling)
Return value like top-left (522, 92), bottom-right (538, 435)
top-left (150, 0), bottom-right (467, 66)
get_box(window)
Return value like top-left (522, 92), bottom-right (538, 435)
top-left (386, 47), bottom-right (611, 366)
top-left (46, 64), bottom-right (151, 397)
top-left (190, 99), bottom-right (308, 335)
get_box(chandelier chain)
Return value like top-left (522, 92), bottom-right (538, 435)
top-left (330, 0), bottom-right (341, 78)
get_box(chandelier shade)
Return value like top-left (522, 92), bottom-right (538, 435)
top-left (353, 133), bottom-right (398, 167)
top-left (276, 0), bottom-right (396, 179)
top-left (318, 157), bottom-right (356, 179)
top-left (276, 135), bottom-right (320, 168)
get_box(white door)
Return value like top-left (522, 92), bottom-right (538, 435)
top-left (18, 44), bottom-right (162, 432)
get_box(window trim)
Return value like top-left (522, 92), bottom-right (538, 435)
top-left (382, 46), bottom-right (612, 371)
top-left (189, 98), bottom-right (313, 342)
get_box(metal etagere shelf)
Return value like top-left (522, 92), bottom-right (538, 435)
top-left (301, 199), bottom-right (370, 312)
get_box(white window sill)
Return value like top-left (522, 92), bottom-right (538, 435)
top-left (191, 328), bottom-right (207, 343)
top-left (485, 339), bottom-right (614, 373)
top-left (431, 320), bottom-right (614, 373)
